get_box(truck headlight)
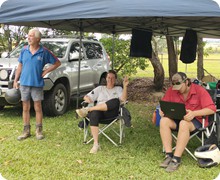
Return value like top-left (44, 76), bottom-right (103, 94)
top-left (0, 69), bottom-right (9, 80)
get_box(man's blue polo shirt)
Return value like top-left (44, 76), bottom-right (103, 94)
top-left (18, 45), bottom-right (58, 87)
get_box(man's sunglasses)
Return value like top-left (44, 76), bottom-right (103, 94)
top-left (172, 79), bottom-right (186, 85)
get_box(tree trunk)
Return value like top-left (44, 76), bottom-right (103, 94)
top-left (197, 36), bottom-right (204, 80)
top-left (166, 36), bottom-right (177, 80)
top-left (149, 51), bottom-right (164, 91)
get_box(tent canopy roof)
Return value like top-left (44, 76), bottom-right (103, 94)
top-left (1, 0), bottom-right (220, 37)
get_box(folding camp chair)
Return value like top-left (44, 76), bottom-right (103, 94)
top-left (168, 84), bottom-right (218, 160)
top-left (82, 101), bottom-right (128, 146)
top-left (171, 114), bottom-right (217, 160)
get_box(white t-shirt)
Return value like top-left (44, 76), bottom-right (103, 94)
top-left (87, 86), bottom-right (123, 104)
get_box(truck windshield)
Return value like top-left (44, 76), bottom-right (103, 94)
top-left (9, 41), bottom-right (68, 58)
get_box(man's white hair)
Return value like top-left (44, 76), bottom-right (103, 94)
top-left (29, 28), bottom-right (42, 39)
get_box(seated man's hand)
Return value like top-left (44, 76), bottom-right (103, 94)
top-left (184, 109), bottom-right (195, 121)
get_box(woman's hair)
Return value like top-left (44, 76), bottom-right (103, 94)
top-left (107, 70), bottom-right (117, 79)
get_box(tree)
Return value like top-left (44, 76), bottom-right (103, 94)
top-left (197, 36), bottom-right (204, 80)
top-left (151, 36), bottom-right (165, 90)
top-left (100, 34), bottom-right (166, 90)
top-left (0, 24), bottom-right (11, 52)
top-left (149, 51), bottom-right (164, 90)
top-left (100, 35), bottom-right (149, 76)
top-left (166, 36), bottom-right (178, 80)
top-left (48, 29), bottom-right (75, 37)
top-left (0, 25), bottom-right (30, 53)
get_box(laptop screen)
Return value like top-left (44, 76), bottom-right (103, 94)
top-left (159, 100), bottom-right (186, 120)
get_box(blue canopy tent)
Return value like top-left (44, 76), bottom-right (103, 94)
top-left (0, 0), bottom-right (220, 37)
top-left (1, 1), bottom-right (220, 145)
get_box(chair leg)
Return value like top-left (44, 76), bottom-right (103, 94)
top-left (84, 124), bottom-right (119, 146)
top-left (98, 122), bottom-right (119, 146)
top-left (119, 119), bottom-right (124, 144)
top-left (83, 119), bottom-right (124, 147)
top-left (184, 147), bottom-right (197, 161)
top-left (85, 137), bottom-right (93, 144)
top-left (171, 133), bottom-right (198, 160)
top-left (83, 118), bottom-right (90, 144)
top-left (100, 130), bottom-right (118, 146)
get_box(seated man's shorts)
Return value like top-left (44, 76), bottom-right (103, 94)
top-left (20, 85), bottom-right (44, 101)
top-left (173, 118), bottom-right (202, 132)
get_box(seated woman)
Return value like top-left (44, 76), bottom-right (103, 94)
top-left (76, 70), bottom-right (129, 154)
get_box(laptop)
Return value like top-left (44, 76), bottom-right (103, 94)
top-left (159, 100), bottom-right (186, 120)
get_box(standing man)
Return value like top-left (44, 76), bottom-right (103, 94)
top-left (14, 28), bottom-right (61, 140)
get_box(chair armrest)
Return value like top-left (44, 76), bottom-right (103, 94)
top-left (81, 101), bottom-right (97, 108)
top-left (81, 101), bottom-right (89, 107)
top-left (120, 100), bottom-right (128, 107)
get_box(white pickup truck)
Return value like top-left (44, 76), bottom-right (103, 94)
top-left (0, 37), bottom-right (110, 116)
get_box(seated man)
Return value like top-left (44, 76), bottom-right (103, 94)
top-left (159, 72), bottom-right (216, 172)
top-left (76, 70), bottom-right (129, 154)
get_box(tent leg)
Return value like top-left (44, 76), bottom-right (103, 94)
top-left (76, 22), bottom-right (83, 115)
top-left (111, 26), bottom-right (116, 70)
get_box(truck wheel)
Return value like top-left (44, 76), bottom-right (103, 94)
top-left (43, 83), bottom-right (68, 116)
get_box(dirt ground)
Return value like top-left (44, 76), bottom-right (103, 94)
top-left (127, 77), bottom-right (171, 104)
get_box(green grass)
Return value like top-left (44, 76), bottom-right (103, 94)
top-left (0, 101), bottom-right (219, 179)
top-left (134, 54), bottom-right (220, 79)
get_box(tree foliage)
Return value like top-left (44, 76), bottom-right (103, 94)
top-left (0, 24), bottom-right (30, 53)
top-left (100, 35), bottom-right (149, 76)
top-left (47, 29), bottom-right (76, 37)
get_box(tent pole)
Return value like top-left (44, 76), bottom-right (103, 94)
top-left (76, 21), bottom-right (83, 112)
top-left (111, 26), bottom-right (116, 70)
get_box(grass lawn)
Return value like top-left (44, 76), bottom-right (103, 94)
top-left (0, 101), bottom-right (219, 179)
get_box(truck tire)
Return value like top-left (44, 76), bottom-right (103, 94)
top-left (43, 83), bottom-right (68, 116)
